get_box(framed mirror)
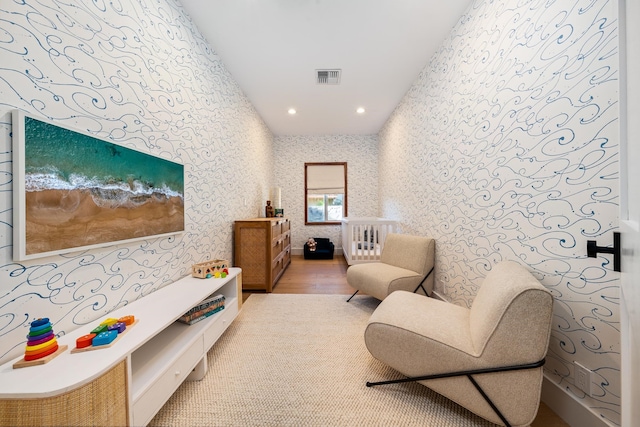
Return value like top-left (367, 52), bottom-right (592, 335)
top-left (304, 162), bottom-right (347, 225)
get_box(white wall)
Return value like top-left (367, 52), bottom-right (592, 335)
top-left (273, 135), bottom-right (378, 252)
top-left (379, 0), bottom-right (621, 424)
top-left (0, 0), bottom-right (273, 365)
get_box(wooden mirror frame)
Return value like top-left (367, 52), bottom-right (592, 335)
top-left (304, 162), bottom-right (348, 225)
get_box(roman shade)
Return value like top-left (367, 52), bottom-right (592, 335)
top-left (306, 164), bottom-right (345, 194)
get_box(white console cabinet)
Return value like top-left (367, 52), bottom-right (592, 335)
top-left (0, 269), bottom-right (242, 427)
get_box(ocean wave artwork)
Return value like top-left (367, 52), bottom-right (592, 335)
top-left (13, 111), bottom-right (185, 260)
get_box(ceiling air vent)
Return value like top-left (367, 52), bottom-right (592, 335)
top-left (316, 69), bottom-right (341, 85)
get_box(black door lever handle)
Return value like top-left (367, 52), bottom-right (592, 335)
top-left (587, 232), bottom-right (621, 272)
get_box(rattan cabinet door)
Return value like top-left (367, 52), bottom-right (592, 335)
top-left (234, 218), bottom-right (290, 292)
top-left (0, 360), bottom-right (128, 427)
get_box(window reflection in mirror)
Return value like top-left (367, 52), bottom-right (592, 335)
top-left (304, 162), bottom-right (347, 225)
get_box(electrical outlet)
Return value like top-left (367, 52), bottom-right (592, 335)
top-left (574, 361), bottom-right (592, 396)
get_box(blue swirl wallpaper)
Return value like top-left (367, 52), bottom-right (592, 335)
top-left (0, 0), bottom-right (273, 364)
top-left (379, 0), bottom-right (620, 424)
top-left (273, 134), bottom-right (379, 251)
top-left (0, 0), bottom-right (622, 424)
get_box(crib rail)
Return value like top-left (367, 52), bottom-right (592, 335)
top-left (341, 217), bottom-right (398, 265)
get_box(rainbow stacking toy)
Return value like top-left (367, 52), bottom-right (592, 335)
top-left (24, 318), bottom-right (59, 361)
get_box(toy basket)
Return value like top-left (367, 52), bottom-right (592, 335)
top-left (191, 259), bottom-right (229, 278)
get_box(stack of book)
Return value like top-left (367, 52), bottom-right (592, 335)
top-left (177, 294), bottom-right (225, 325)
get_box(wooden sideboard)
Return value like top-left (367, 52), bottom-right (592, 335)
top-left (0, 269), bottom-right (242, 427)
top-left (234, 218), bottom-right (291, 292)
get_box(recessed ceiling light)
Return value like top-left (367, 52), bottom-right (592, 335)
top-left (288, 108), bottom-right (297, 115)
top-left (356, 107), bottom-right (365, 114)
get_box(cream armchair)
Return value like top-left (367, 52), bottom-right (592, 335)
top-left (346, 233), bottom-right (435, 301)
top-left (364, 261), bottom-right (553, 427)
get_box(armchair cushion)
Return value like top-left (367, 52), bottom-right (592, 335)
top-left (346, 233), bottom-right (435, 300)
top-left (346, 264), bottom-right (422, 301)
top-left (364, 261), bottom-right (553, 427)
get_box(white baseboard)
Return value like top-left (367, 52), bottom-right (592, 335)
top-left (431, 290), bottom-right (447, 301)
top-left (541, 375), bottom-right (612, 427)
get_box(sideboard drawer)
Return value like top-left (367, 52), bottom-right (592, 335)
top-left (235, 218), bottom-right (291, 292)
top-left (204, 303), bottom-right (238, 351)
top-left (271, 239), bottom-right (284, 260)
top-left (133, 337), bottom-right (203, 426)
top-left (271, 221), bottom-right (281, 237)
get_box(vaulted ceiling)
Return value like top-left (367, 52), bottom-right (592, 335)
top-left (179, 0), bottom-right (473, 136)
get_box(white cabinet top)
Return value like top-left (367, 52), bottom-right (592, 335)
top-left (0, 269), bottom-right (240, 398)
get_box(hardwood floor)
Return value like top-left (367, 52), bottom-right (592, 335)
top-left (242, 255), bottom-right (351, 302)
top-left (243, 255), bottom-right (569, 427)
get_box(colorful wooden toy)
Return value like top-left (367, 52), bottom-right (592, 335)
top-left (24, 343), bottom-right (57, 358)
top-left (91, 324), bottom-right (108, 334)
top-left (25, 319), bottom-right (56, 350)
top-left (76, 333), bottom-right (96, 349)
top-left (23, 344), bottom-right (59, 361)
top-left (191, 259), bottom-right (229, 278)
top-left (92, 330), bottom-right (118, 346)
top-left (26, 330), bottom-right (52, 342)
top-left (13, 318), bottom-right (67, 367)
top-left (26, 331), bottom-right (54, 346)
top-left (70, 314), bottom-right (137, 354)
top-left (28, 327), bottom-right (53, 337)
top-left (99, 318), bottom-right (118, 327)
top-left (30, 318), bottom-right (49, 328)
top-left (118, 315), bottom-right (135, 326)
top-left (108, 322), bottom-right (126, 334)
top-left (25, 339), bottom-right (58, 352)
top-left (28, 322), bottom-right (52, 333)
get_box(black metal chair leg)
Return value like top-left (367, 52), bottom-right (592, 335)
top-left (467, 374), bottom-right (511, 427)
top-left (346, 290), bottom-right (359, 302)
top-left (413, 284), bottom-right (427, 296)
top-left (366, 359), bottom-right (545, 427)
top-left (413, 266), bottom-right (434, 296)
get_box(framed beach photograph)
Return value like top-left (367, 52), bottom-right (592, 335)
top-left (12, 110), bottom-right (185, 261)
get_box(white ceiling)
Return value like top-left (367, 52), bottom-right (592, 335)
top-left (179, 0), bottom-right (473, 136)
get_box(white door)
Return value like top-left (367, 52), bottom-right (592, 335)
top-left (620, 1), bottom-right (640, 425)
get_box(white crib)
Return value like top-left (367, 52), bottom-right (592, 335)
top-left (341, 217), bottom-right (398, 265)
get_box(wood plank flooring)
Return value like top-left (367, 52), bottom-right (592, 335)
top-left (243, 255), bottom-right (569, 427)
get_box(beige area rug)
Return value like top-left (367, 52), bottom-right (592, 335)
top-left (150, 294), bottom-right (495, 426)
